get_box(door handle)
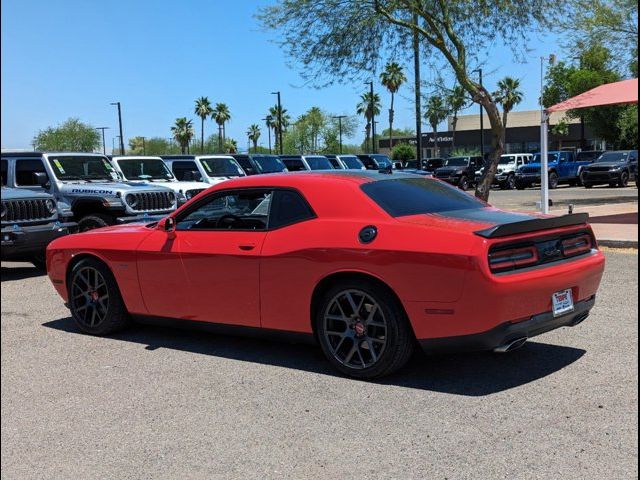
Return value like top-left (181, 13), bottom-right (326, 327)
top-left (238, 243), bottom-right (256, 251)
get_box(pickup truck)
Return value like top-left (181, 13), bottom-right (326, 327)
top-left (515, 151), bottom-right (593, 190)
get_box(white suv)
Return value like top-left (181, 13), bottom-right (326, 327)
top-left (475, 153), bottom-right (533, 190)
top-left (161, 155), bottom-right (246, 187)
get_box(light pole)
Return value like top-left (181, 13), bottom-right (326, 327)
top-left (262, 117), bottom-right (272, 154)
top-left (366, 81), bottom-right (376, 153)
top-left (95, 127), bottom-right (109, 155)
top-left (141, 136), bottom-right (146, 155)
top-left (539, 54), bottom-right (556, 214)
top-left (332, 115), bottom-right (347, 154)
top-left (413, 12), bottom-right (423, 167)
top-left (271, 91), bottom-right (283, 155)
top-left (113, 135), bottom-right (121, 155)
top-left (110, 102), bottom-right (125, 154)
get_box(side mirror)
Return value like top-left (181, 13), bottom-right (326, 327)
top-left (33, 172), bottom-right (49, 187)
top-left (158, 217), bottom-right (176, 238)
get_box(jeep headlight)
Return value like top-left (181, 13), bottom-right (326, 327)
top-left (45, 199), bottom-right (57, 214)
top-left (167, 192), bottom-right (176, 204)
top-left (497, 168), bottom-right (503, 174)
top-left (125, 193), bottom-right (138, 208)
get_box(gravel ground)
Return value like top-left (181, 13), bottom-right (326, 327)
top-left (1, 251), bottom-right (637, 479)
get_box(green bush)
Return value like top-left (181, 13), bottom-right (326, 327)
top-left (391, 143), bottom-right (415, 161)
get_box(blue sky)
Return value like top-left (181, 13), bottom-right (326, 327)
top-left (1, 0), bottom-right (563, 151)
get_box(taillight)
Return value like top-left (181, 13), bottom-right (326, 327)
top-left (489, 246), bottom-right (539, 272)
top-left (562, 234), bottom-right (592, 256)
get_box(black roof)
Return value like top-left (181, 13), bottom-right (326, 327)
top-left (1, 151), bottom-right (44, 158)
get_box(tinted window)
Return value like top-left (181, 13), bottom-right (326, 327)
top-left (48, 155), bottom-right (114, 181)
top-left (361, 178), bottom-right (484, 217)
top-left (1, 160), bottom-right (7, 185)
top-left (233, 156), bottom-right (256, 175)
top-left (177, 190), bottom-right (272, 231)
top-left (171, 161), bottom-right (202, 181)
top-left (16, 159), bottom-right (48, 185)
top-left (595, 151), bottom-right (631, 163)
top-left (371, 155), bottom-right (391, 168)
top-left (328, 157), bottom-right (343, 169)
top-left (118, 159), bottom-right (173, 180)
top-left (443, 157), bottom-right (469, 167)
top-left (253, 156), bottom-right (286, 173)
top-left (340, 156), bottom-right (364, 169)
top-left (200, 157), bottom-right (244, 177)
top-left (305, 156), bottom-right (333, 170)
top-left (532, 153), bottom-right (559, 163)
top-left (282, 158), bottom-right (307, 171)
top-left (270, 190), bottom-right (315, 228)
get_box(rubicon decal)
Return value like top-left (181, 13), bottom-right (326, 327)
top-left (70, 189), bottom-right (115, 195)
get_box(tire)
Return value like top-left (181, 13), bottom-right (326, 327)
top-left (515, 180), bottom-right (526, 190)
top-left (503, 174), bottom-right (516, 190)
top-left (548, 172), bottom-right (559, 190)
top-left (68, 257), bottom-right (130, 335)
top-left (31, 254), bottom-right (47, 271)
top-left (584, 183), bottom-right (594, 189)
top-left (458, 176), bottom-right (469, 191)
top-left (78, 213), bottom-right (113, 232)
top-left (618, 171), bottom-right (629, 188)
top-left (315, 280), bottom-right (414, 379)
top-left (578, 171), bottom-right (587, 186)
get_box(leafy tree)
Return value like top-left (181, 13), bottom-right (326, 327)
top-left (194, 97), bottom-right (214, 153)
top-left (493, 77), bottom-right (524, 130)
top-left (32, 118), bottom-right (100, 152)
top-left (380, 62), bottom-right (407, 149)
top-left (258, 0), bottom-right (566, 200)
top-left (356, 92), bottom-right (381, 152)
top-left (171, 118), bottom-right (195, 154)
top-left (618, 105), bottom-right (638, 148)
top-left (446, 85), bottom-right (470, 149)
top-left (380, 127), bottom-right (415, 138)
top-left (224, 138), bottom-right (238, 154)
top-left (424, 96), bottom-right (449, 156)
top-left (212, 103), bottom-right (231, 152)
top-left (128, 136), bottom-right (146, 155)
top-left (139, 137), bottom-right (180, 155)
top-left (550, 120), bottom-right (570, 150)
top-left (391, 143), bottom-right (415, 162)
top-left (247, 124), bottom-right (261, 152)
top-left (268, 104), bottom-right (291, 152)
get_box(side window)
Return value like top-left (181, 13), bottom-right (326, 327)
top-left (171, 161), bottom-right (202, 181)
top-left (1, 159), bottom-right (7, 185)
top-left (282, 159), bottom-right (306, 171)
top-left (270, 190), bottom-right (315, 229)
top-left (15, 159), bottom-right (48, 186)
top-left (177, 189), bottom-right (272, 231)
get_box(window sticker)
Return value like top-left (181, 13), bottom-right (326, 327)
top-left (202, 161), bottom-right (212, 173)
top-left (53, 159), bottom-right (66, 174)
top-left (103, 160), bottom-right (114, 170)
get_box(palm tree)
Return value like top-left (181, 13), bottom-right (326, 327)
top-left (356, 92), bottom-right (381, 152)
top-left (493, 77), bottom-right (524, 131)
top-left (224, 138), bottom-right (238, 154)
top-left (380, 62), bottom-right (407, 150)
top-left (171, 118), bottom-right (195, 154)
top-left (212, 103), bottom-right (231, 152)
top-left (268, 104), bottom-right (291, 152)
top-left (247, 124), bottom-right (261, 153)
top-left (425, 96), bottom-right (450, 157)
top-left (264, 114), bottom-right (274, 152)
top-left (447, 86), bottom-right (470, 149)
top-left (194, 96), bottom-right (213, 153)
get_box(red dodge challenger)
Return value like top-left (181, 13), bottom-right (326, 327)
top-left (47, 172), bottom-right (605, 378)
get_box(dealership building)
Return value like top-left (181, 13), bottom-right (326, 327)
top-left (378, 110), bottom-right (603, 158)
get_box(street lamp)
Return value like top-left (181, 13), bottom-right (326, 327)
top-left (95, 127), bottom-right (109, 155)
top-left (110, 102), bottom-right (125, 154)
top-left (365, 81), bottom-right (376, 153)
top-left (539, 54), bottom-right (556, 214)
top-left (413, 12), bottom-right (423, 167)
top-left (262, 117), bottom-right (272, 154)
top-left (332, 115), bottom-right (347, 154)
top-left (140, 136), bottom-right (146, 155)
top-left (472, 68), bottom-right (484, 160)
top-left (270, 91), bottom-right (283, 155)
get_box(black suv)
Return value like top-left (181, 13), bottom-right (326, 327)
top-left (433, 156), bottom-right (483, 190)
top-left (230, 154), bottom-right (287, 175)
top-left (582, 150), bottom-right (638, 188)
top-left (356, 154), bottom-right (393, 170)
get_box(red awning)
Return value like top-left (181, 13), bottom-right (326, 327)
top-left (546, 78), bottom-right (639, 113)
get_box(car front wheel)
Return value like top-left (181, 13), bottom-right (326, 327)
top-left (316, 281), bottom-right (414, 378)
top-left (618, 171), bottom-right (629, 187)
top-left (458, 176), bottom-right (469, 191)
top-left (69, 258), bottom-right (129, 335)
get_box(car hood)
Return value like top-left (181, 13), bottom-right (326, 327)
top-left (58, 181), bottom-right (174, 197)
top-left (396, 207), bottom-right (538, 234)
top-left (1, 187), bottom-right (54, 200)
top-left (124, 180), bottom-right (209, 192)
top-left (585, 162), bottom-right (626, 169)
top-left (435, 166), bottom-right (465, 174)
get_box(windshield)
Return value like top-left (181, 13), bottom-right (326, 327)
top-left (595, 151), bottom-right (631, 163)
top-left (371, 154), bottom-right (391, 168)
top-left (117, 159), bottom-right (174, 180)
top-left (443, 157), bottom-right (469, 167)
top-left (305, 156), bottom-right (333, 170)
top-left (200, 157), bottom-right (244, 177)
top-left (253, 155), bottom-right (286, 173)
top-left (532, 153), bottom-right (559, 163)
top-left (362, 178), bottom-right (484, 217)
top-left (48, 155), bottom-right (116, 181)
top-left (499, 155), bottom-right (517, 164)
top-left (341, 156), bottom-right (364, 169)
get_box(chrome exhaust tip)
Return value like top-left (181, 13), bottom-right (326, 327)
top-left (493, 337), bottom-right (528, 353)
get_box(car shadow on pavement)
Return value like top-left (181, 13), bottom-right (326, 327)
top-left (43, 317), bottom-right (585, 397)
top-left (1, 266), bottom-right (46, 282)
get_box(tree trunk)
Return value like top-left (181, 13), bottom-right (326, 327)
top-left (503, 110), bottom-right (509, 146)
top-left (365, 120), bottom-right (371, 152)
top-left (452, 115), bottom-right (458, 149)
top-left (389, 92), bottom-right (395, 152)
top-left (201, 117), bottom-right (205, 153)
top-left (432, 124), bottom-right (438, 156)
top-left (475, 98), bottom-right (506, 201)
top-left (218, 126), bottom-right (223, 153)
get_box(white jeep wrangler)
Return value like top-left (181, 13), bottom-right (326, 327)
top-left (475, 153), bottom-right (533, 190)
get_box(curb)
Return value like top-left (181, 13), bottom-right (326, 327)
top-left (597, 239), bottom-right (638, 249)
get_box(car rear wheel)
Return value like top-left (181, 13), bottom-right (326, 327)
top-left (78, 214), bottom-right (113, 232)
top-left (69, 258), bottom-right (129, 335)
top-left (458, 176), bottom-right (469, 191)
top-left (548, 172), bottom-right (559, 189)
top-left (618, 171), bottom-right (629, 187)
top-left (584, 182), bottom-right (594, 189)
top-left (316, 281), bottom-right (414, 378)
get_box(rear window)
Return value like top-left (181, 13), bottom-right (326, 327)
top-left (361, 177), bottom-right (484, 217)
top-left (305, 156), bottom-right (333, 170)
top-left (282, 158), bottom-right (307, 171)
top-left (253, 156), bottom-right (286, 173)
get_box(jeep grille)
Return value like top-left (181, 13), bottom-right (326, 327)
top-left (2, 199), bottom-right (56, 223)
top-left (128, 192), bottom-right (174, 212)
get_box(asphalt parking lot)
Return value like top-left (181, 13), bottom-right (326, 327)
top-left (1, 249), bottom-right (637, 479)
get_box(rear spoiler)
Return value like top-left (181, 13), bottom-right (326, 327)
top-left (474, 213), bottom-right (589, 239)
